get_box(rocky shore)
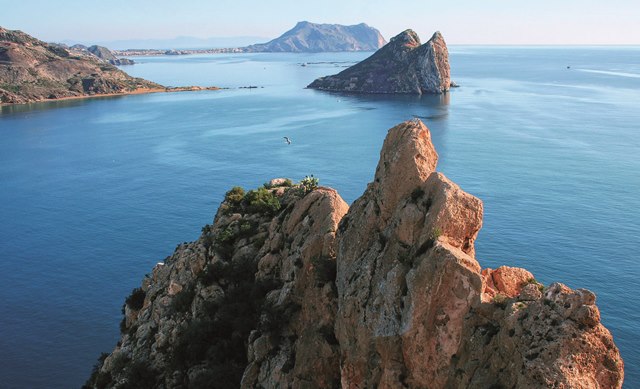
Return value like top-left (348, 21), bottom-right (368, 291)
top-left (308, 29), bottom-right (451, 95)
top-left (84, 119), bottom-right (623, 388)
top-left (0, 27), bottom-right (218, 105)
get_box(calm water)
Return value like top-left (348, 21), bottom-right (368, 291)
top-left (1, 47), bottom-right (639, 388)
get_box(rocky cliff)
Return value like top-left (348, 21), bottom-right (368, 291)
top-left (0, 27), bottom-right (161, 104)
top-left (308, 29), bottom-right (451, 94)
top-left (245, 21), bottom-right (386, 53)
top-left (85, 120), bottom-right (623, 389)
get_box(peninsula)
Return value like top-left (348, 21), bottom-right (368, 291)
top-left (85, 119), bottom-right (623, 388)
top-left (0, 27), bottom-right (217, 105)
top-left (113, 21), bottom-right (387, 57)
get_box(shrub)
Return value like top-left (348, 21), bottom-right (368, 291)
top-left (224, 186), bottom-right (245, 206)
top-left (493, 293), bottom-right (508, 308)
top-left (525, 277), bottom-right (545, 292)
top-left (124, 288), bottom-right (146, 311)
top-left (214, 227), bottom-right (237, 258)
top-left (431, 227), bottom-right (443, 240)
top-left (121, 360), bottom-right (158, 389)
top-left (244, 187), bottom-right (281, 215)
top-left (82, 353), bottom-right (111, 389)
top-left (238, 220), bottom-right (258, 238)
top-left (169, 257), bottom-right (279, 386)
top-left (171, 286), bottom-right (196, 314)
top-left (299, 175), bottom-right (319, 194)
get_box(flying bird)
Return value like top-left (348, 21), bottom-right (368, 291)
top-left (283, 136), bottom-right (292, 145)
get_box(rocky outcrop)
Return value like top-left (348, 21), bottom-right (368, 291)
top-left (86, 45), bottom-right (134, 66)
top-left (0, 26), bottom-right (161, 104)
top-left (308, 29), bottom-right (451, 94)
top-left (245, 21), bottom-right (386, 53)
top-left (85, 120), bottom-right (623, 389)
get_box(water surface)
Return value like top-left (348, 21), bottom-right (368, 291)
top-left (1, 47), bottom-right (639, 388)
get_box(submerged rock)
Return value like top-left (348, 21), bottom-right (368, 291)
top-left (308, 29), bottom-right (451, 94)
top-left (84, 120), bottom-right (623, 389)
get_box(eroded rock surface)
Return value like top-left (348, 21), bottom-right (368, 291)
top-left (85, 120), bottom-right (623, 389)
top-left (308, 30), bottom-right (451, 94)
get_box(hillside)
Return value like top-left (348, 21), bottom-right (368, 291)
top-left (0, 26), bottom-right (162, 104)
top-left (245, 21), bottom-right (386, 52)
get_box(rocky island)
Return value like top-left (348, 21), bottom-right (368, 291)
top-left (245, 21), bottom-right (386, 53)
top-left (308, 29), bottom-right (451, 94)
top-left (84, 119), bottom-right (623, 388)
top-left (0, 27), bottom-right (216, 105)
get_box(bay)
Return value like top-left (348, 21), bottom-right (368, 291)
top-left (1, 47), bottom-right (639, 388)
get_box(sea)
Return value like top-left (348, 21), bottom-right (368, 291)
top-left (1, 46), bottom-right (639, 388)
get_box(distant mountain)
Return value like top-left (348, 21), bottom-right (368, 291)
top-left (62, 36), bottom-right (268, 50)
top-left (245, 21), bottom-right (386, 53)
top-left (0, 26), bottom-right (162, 104)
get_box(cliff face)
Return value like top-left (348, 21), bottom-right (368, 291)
top-left (0, 27), bottom-right (160, 104)
top-left (245, 21), bottom-right (386, 53)
top-left (85, 120), bottom-right (623, 389)
top-left (308, 30), bottom-right (451, 94)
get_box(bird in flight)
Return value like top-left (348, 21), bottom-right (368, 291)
top-left (283, 136), bottom-right (292, 145)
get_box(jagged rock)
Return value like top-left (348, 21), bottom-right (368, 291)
top-left (245, 21), bottom-right (386, 53)
top-left (85, 120), bottom-right (623, 389)
top-left (308, 29), bottom-right (451, 94)
top-left (0, 26), bottom-right (160, 104)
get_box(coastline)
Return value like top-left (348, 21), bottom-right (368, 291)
top-left (0, 86), bottom-right (220, 107)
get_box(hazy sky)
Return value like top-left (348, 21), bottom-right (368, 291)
top-left (2, 0), bottom-right (639, 45)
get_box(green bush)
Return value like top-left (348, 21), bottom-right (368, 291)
top-left (244, 187), bottom-right (281, 215)
top-left (214, 227), bottom-right (236, 258)
top-left (299, 175), bottom-right (319, 194)
top-left (224, 187), bottom-right (245, 212)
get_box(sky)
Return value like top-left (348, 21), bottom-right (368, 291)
top-left (1, 0), bottom-right (639, 45)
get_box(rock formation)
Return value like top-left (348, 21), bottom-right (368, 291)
top-left (244, 21), bottom-right (386, 53)
top-left (0, 26), bottom-right (160, 104)
top-left (84, 120), bottom-right (623, 389)
top-left (308, 29), bottom-right (451, 94)
top-left (86, 45), bottom-right (134, 66)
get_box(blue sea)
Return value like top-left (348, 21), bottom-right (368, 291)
top-left (1, 47), bottom-right (639, 388)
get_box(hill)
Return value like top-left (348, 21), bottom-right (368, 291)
top-left (0, 26), bottom-right (162, 104)
top-left (245, 21), bottom-right (386, 52)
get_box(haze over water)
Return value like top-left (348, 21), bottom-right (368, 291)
top-left (1, 47), bottom-right (639, 388)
